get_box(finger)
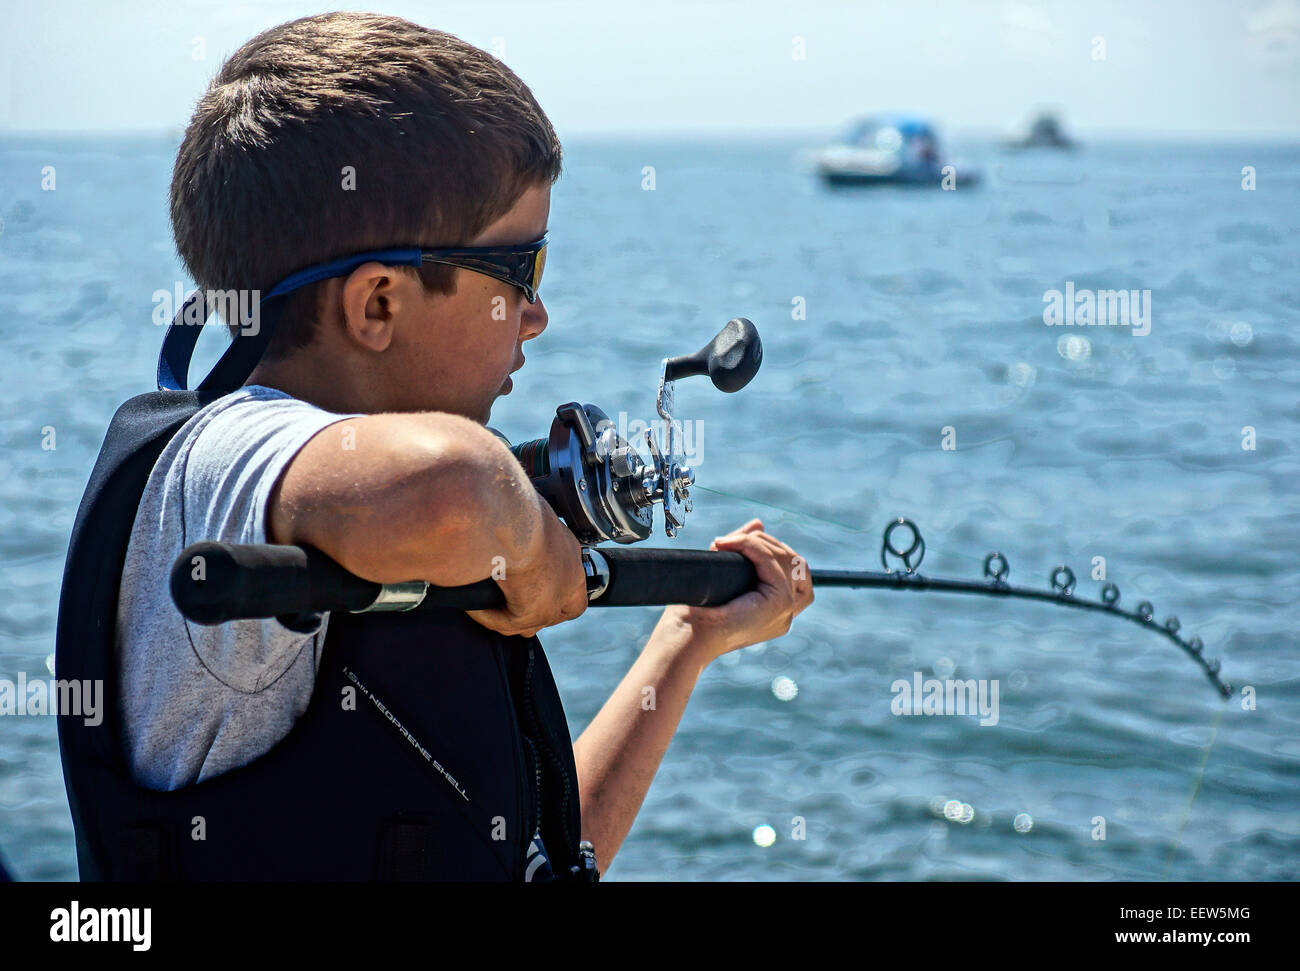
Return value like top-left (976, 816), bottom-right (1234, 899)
top-left (749, 533), bottom-right (807, 591)
top-left (712, 525), bottom-right (757, 549)
top-left (718, 520), bottom-right (763, 541)
top-left (713, 520), bottom-right (758, 546)
top-left (758, 533), bottom-right (795, 564)
top-left (716, 530), bottom-right (784, 559)
top-left (781, 544), bottom-right (811, 588)
top-left (713, 533), bottom-right (792, 599)
top-left (764, 533), bottom-right (800, 561)
top-left (739, 533), bottom-right (798, 582)
top-left (739, 530), bottom-right (795, 561)
top-left (469, 601), bottom-right (554, 635)
top-left (752, 536), bottom-right (806, 608)
top-left (765, 540), bottom-right (813, 604)
top-left (564, 582), bottom-right (590, 619)
top-left (464, 608), bottom-right (522, 637)
top-left (472, 585), bottom-right (585, 635)
top-left (794, 570), bottom-right (815, 612)
top-left (713, 531), bottom-right (780, 561)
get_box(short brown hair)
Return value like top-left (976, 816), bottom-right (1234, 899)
top-left (170, 12), bottom-right (561, 356)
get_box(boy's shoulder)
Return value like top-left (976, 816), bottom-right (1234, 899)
top-left (172, 385), bottom-right (344, 474)
top-left (132, 384), bottom-right (355, 554)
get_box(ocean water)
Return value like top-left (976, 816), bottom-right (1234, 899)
top-left (0, 133), bottom-right (1297, 881)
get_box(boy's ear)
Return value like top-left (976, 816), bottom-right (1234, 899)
top-left (338, 262), bottom-right (413, 352)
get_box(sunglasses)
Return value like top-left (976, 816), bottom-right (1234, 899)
top-left (419, 235), bottom-right (548, 303)
top-left (264, 235), bottom-right (549, 304)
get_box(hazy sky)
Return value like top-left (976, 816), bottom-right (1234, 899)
top-left (2, 0), bottom-right (1298, 138)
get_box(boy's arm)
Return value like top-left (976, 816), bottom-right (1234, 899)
top-left (572, 520), bottom-right (814, 870)
top-left (268, 410), bottom-right (587, 637)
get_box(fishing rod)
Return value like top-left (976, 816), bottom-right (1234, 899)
top-left (815, 517), bottom-right (1231, 698)
top-left (170, 317), bottom-right (1231, 698)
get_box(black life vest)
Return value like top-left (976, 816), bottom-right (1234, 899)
top-left (55, 390), bottom-right (588, 881)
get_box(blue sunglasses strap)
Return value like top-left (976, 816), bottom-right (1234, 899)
top-left (155, 248), bottom-right (424, 393)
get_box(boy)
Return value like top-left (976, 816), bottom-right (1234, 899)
top-left (56, 11), bottom-right (811, 881)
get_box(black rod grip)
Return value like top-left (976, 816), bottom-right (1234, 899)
top-left (172, 542), bottom-right (505, 624)
top-left (597, 546), bottom-right (757, 606)
top-left (172, 542), bottom-right (759, 625)
top-left (172, 541), bottom-right (383, 624)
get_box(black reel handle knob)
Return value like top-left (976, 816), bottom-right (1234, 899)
top-left (663, 317), bottom-right (762, 392)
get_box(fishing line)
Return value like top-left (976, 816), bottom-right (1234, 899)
top-left (693, 484), bottom-right (869, 536)
top-left (1161, 704), bottom-right (1226, 881)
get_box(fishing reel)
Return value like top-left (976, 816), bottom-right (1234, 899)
top-left (502, 318), bottom-right (762, 545)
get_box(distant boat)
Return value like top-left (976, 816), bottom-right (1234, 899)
top-left (1003, 111), bottom-right (1078, 150)
top-left (815, 114), bottom-right (979, 188)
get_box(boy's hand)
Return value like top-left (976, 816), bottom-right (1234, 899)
top-left (466, 504), bottom-right (589, 638)
top-left (664, 518), bottom-right (814, 660)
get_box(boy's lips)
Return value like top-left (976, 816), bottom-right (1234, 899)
top-left (500, 354), bottom-right (524, 394)
top-left (502, 358), bottom-right (523, 394)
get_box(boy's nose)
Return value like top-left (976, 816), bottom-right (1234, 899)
top-left (520, 295), bottom-right (548, 341)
